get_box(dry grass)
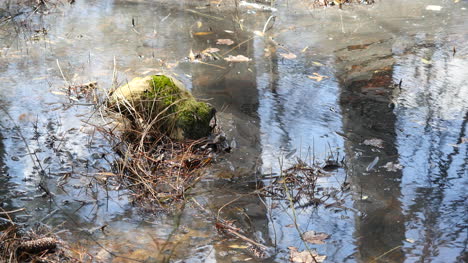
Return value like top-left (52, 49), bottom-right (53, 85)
top-left (94, 79), bottom-right (224, 210)
top-left (0, 223), bottom-right (80, 263)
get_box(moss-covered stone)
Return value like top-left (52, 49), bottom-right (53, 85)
top-left (110, 74), bottom-right (215, 140)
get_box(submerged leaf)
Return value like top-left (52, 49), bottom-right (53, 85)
top-left (303, 231), bottom-right (330, 244)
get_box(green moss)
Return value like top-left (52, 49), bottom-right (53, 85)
top-left (110, 75), bottom-right (215, 140)
top-left (177, 101), bottom-right (214, 139)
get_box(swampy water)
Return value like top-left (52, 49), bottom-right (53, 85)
top-left (0, 0), bottom-right (467, 262)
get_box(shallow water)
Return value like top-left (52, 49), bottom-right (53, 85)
top-left (0, 0), bottom-right (466, 262)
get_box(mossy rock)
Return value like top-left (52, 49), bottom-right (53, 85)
top-left (109, 75), bottom-right (215, 140)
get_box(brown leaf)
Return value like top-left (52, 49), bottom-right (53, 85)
top-left (202, 47), bottom-right (220, 54)
top-left (303, 231), bottom-right (329, 244)
top-left (280, 52), bottom-right (297, 59)
top-left (216, 39), bottom-right (235, 45)
top-left (224, 55), bottom-right (251, 62)
top-left (289, 247), bottom-right (327, 263)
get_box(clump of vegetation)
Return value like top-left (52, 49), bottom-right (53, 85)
top-left (100, 74), bottom-right (224, 209)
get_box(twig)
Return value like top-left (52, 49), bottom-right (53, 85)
top-left (0, 208), bottom-right (25, 215)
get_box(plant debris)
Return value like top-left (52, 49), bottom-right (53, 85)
top-left (302, 231), bottom-right (330, 244)
top-left (289, 247), bottom-right (326, 263)
top-left (0, 223), bottom-right (78, 262)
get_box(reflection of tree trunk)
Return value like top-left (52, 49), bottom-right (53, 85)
top-left (336, 41), bottom-right (405, 262)
top-left (187, 14), bottom-right (272, 259)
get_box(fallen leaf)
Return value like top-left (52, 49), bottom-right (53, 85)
top-left (426, 5), bottom-right (443, 11)
top-left (224, 30), bottom-right (234, 34)
top-left (406, 238), bottom-right (415, 243)
top-left (289, 247), bottom-right (326, 263)
top-left (303, 231), bottom-right (329, 244)
top-left (202, 47), bottom-right (220, 54)
top-left (307, 73), bottom-right (329, 82)
top-left (312, 61), bottom-right (323, 66)
top-left (216, 39), bottom-right (235, 45)
top-left (421, 58), bottom-right (432, 64)
top-left (280, 52), bottom-right (297, 59)
top-left (224, 55), bottom-right (251, 62)
top-left (193, 31), bottom-right (213, 36)
top-left (382, 162), bottom-right (403, 172)
top-left (196, 21), bottom-right (203, 28)
top-left (302, 46), bottom-right (309, 52)
top-left (363, 138), bottom-right (384, 148)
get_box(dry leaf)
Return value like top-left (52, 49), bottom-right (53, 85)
top-left (382, 162), bottom-right (403, 172)
top-left (303, 231), bottom-right (329, 244)
top-left (280, 52), bottom-right (297, 59)
top-left (312, 61), bottom-right (323, 66)
top-left (193, 31), bottom-right (213, 36)
top-left (307, 73), bottom-right (328, 82)
top-left (196, 21), bottom-right (202, 28)
top-left (224, 55), bottom-right (251, 62)
top-left (216, 39), bottom-right (235, 45)
top-left (406, 238), bottom-right (415, 243)
top-left (202, 47), bottom-right (220, 54)
top-left (289, 247), bottom-right (326, 263)
top-left (363, 138), bottom-right (384, 148)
